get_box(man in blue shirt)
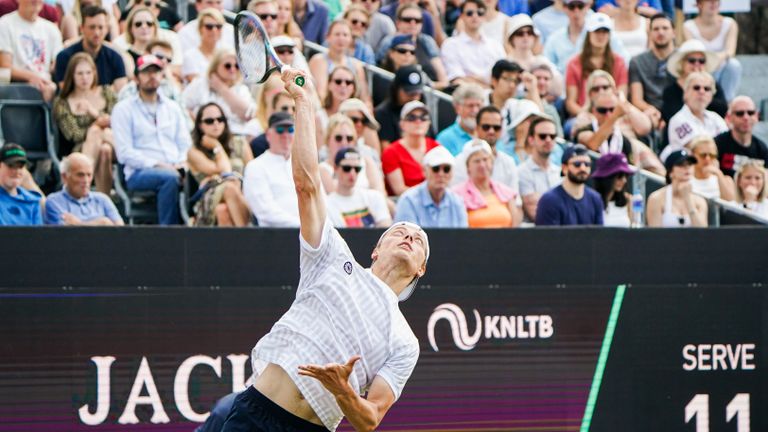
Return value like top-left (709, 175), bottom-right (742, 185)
top-left (54, 6), bottom-right (127, 92)
top-left (535, 144), bottom-right (604, 225)
top-left (45, 152), bottom-right (123, 225)
top-left (112, 55), bottom-right (191, 225)
top-left (293, 0), bottom-right (329, 44)
top-left (395, 146), bottom-right (467, 227)
top-left (435, 83), bottom-right (484, 156)
top-left (0, 144), bottom-right (42, 225)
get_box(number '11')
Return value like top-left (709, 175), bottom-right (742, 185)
top-left (685, 393), bottom-right (750, 432)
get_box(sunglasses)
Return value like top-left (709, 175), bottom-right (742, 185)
top-left (133, 20), bottom-right (155, 28)
top-left (686, 57), bottom-right (707, 65)
top-left (733, 110), bottom-right (756, 117)
top-left (278, 105), bottom-right (294, 112)
top-left (151, 52), bottom-right (170, 62)
top-left (275, 125), bottom-right (295, 134)
top-left (334, 134), bottom-right (355, 143)
top-left (431, 165), bottom-right (452, 174)
top-left (201, 116), bottom-right (225, 125)
top-left (692, 84), bottom-right (712, 92)
top-left (696, 152), bottom-right (717, 159)
top-left (537, 133), bottom-right (557, 140)
top-left (340, 165), bottom-right (363, 173)
top-left (348, 116), bottom-right (366, 125)
top-left (275, 46), bottom-right (294, 55)
top-left (203, 23), bottom-right (223, 30)
top-left (513, 29), bottom-right (534, 37)
top-left (480, 124), bottom-right (502, 132)
top-left (258, 13), bottom-right (277, 20)
top-left (223, 62), bottom-right (239, 70)
top-left (404, 113), bottom-right (430, 122)
top-left (394, 47), bottom-right (415, 55)
top-left (350, 18), bottom-right (368, 28)
top-left (590, 84), bottom-right (612, 92)
top-left (566, 2), bottom-right (586, 10)
top-left (570, 161), bottom-right (592, 168)
top-left (399, 16), bottom-right (422, 23)
top-left (464, 8), bottom-right (486, 16)
top-left (595, 106), bottom-right (615, 114)
top-left (333, 78), bottom-right (355, 86)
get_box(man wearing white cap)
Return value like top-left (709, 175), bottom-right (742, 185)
top-left (222, 67), bottom-right (427, 432)
top-left (496, 99), bottom-right (557, 163)
top-left (395, 145), bottom-right (468, 227)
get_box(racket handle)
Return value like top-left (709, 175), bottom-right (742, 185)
top-left (279, 65), bottom-right (305, 87)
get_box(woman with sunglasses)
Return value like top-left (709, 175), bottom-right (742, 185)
top-left (734, 161), bottom-right (768, 218)
top-left (452, 139), bottom-right (522, 228)
top-left (343, 5), bottom-right (376, 64)
top-left (506, 15), bottom-right (563, 97)
top-left (319, 114), bottom-right (385, 196)
top-left (646, 149), bottom-right (708, 227)
top-left (187, 102), bottom-right (254, 227)
top-left (114, 7), bottom-right (183, 77)
top-left (591, 153), bottom-right (635, 227)
top-left (275, 0), bottom-right (304, 49)
top-left (182, 8), bottom-right (225, 83)
top-left (322, 65), bottom-right (363, 121)
top-left (183, 48), bottom-right (259, 138)
top-left (689, 135), bottom-right (735, 200)
top-left (338, 97), bottom-right (382, 163)
top-left (308, 20), bottom-right (370, 105)
top-left (119, 0), bottom-right (182, 32)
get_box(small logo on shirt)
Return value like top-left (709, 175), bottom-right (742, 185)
top-left (344, 261), bottom-right (353, 275)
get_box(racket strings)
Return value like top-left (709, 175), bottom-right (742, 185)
top-left (236, 19), bottom-right (268, 83)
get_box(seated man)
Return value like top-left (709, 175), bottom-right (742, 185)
top-left (395, 146), bottom-right (467, 227)
top-left (243, 112), bottom-right (300, 227)
top-left (326, 148), bottom-right (391, 228)
top-left (715, 96), bottom-right (768, 178)
top-left (54, 6), bottom-right (127, 92)
top-left (436, 83), bottom-right (484, 156)
top-left (0, 144), bottom-right (43, 225)
top-left (519, 117), bottom-right (563, 222)
top-left (112, 55), bottom-right (191, 225)
top-left (0, 0), bottom-right (62, 101)
top-left (45, 153), bottom-right (123, 226)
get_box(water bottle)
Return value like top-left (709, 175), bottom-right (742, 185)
top-left (631, 194), bottom-right (644, 228)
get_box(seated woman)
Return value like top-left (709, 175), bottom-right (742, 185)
top-left (187, 102), bottom-right (253, 227)
top-left (689, 135), bottom-right (735, 200)
top-left (646, 149), bottom-right (708, 227)
top-left (181, 8), bottom-right (225, 83)
top-left (319, 113), bottom-right (385, 195)
top-left (308, 20), bottom-right (370, 105)
top-left (321, 65), bottom-right (364, 124)
top-left (734, 161), bottom-right (768, 218)
top-left (452, 139), bottom-right (522, 228)
top-left (611, 0), bottom-right (648, 58)
top-left (275, 0), bottom-right (304, 49)
top-left (183, 48), bottom-right (259, 138)
top-left (120, 0), bottom-right (182, 32)
top-left (343, 4), bottom-right (376, 64)
top-left (114, 6), bottom-right (183, 80)
top-left (506, 14), bottom-right (563, 97)
top-left (591, 152), bottom-right (635, 227)
top-left (338, 97), bottom-right (382, 163)
top-left (53, 52), bottom-right (117, 194)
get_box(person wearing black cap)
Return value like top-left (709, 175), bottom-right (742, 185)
top-left (535, 144), bottom-right (604, 225)
top-left (0, 144), bottom-right (43, 226)
top-left (646, 149), bottom-right (708, 227)
top-left (326, 147), bottom-right (391, 228)
top-left (374, 64), bottom-right (432, 147)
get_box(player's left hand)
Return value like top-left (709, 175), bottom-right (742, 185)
top-left (298, 356), bottom-right (361, 396)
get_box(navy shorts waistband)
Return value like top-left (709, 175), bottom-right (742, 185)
top-left (245, 386), bottom-right (329, 432)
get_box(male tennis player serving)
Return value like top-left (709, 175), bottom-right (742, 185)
top-left (221, 67), bottom-right (427, 432)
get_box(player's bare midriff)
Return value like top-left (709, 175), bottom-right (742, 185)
top-left (253, 362), bottom-right (325, 426)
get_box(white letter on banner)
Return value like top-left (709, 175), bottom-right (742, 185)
top-left (175, 355), bottom-right (222, 422)
top-left (227, 354), bottom-right (250, 391)
top-left (78, 356), bottom-right (116, 425)
top-left (118, 357), bottom-right (170, 424)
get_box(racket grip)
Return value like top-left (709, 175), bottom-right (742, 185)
top-left (280, 64), bottom-right (305, 87)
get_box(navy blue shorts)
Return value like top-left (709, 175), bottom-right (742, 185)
top-left (221, 386), bottom-right (328, 432)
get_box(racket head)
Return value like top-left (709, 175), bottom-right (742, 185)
top-left (234, 11), bottom-right (283, 84)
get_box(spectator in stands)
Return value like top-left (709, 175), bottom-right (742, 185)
top-left (183, 48), bottom-right (259, 137)
top-left (531, 62), bottom-right (565, 137)
top-left (178, 0), bottom-right (234, 54)
top-left (182, 8), bottom-right (225, 83)
top-left (338, 97), bottom-right (382, 162)
top-left (453, 139), bottom-right (521, 227)
top-left (591, 152), bottom-right (634, 227)
top-left (45, 152), bottom-right (123, 225)
top-left (519, 117), bottom-right (563, 222)
top-left (476, 0), bottom-right (512, 45)
top-left (452, 106), bottom-right (520, 197)
top-left (0, 0), bottom-right (60, 24)
top-left (629, 13), bottom-right (675, 129)
top-left (532, 0), bottom-right (571, 43)
top-left (118, 39), bottom-right (184, 107)
top-left (382, 100), bottom-right (440, 196)
top-left (322, 65), bottom-right (362, 123)
top-left (395, 145), bottom-right (467, 227)
top-left (664, 71), bottom-right (727, 162)
top-left (270, 35), bottom-right (310, 74)
top-left (646, 149), bottom-right (708, 227)
top-left (499, 99), bottom-right (551, 163)
top-left (487, 60), bottom-right (545, 144)
top-left (441, 0), bottom-right (505, 88)
top-left (326, 147), bottom-right (391, 228)
top-left (379, 34), bottom-right (417, 75)
top-left (275, 0), bottom-right (303, 46)
top-left (344, 5), bottom-right (376, 65)
top-left (683, 0), bottom-right (740, 102)
top-left (0, 144), bottom-right (42, 225)
top-left (351, 0), bottom-right (393, 53)
top-left (53, 53), bottom-right (117, 194)
top-left (535, 144), bottom-right (604, 225)
top-left (375, 64), bottom-right (427, 147)
top-left (55, 6), bottom-right (126, 92)
top-left (120, 0), bottom-right (182, 32)
top-left (242, 111), bottom-right (299, 226)
top-left (734, 161), bottom-right (768, 218)
top-left (377, 4), bottom-right (448, 88)
top-left (309, 21), bottom-right (369, 104)
top-left (661, 39), bottom-right (727, 123)
top-left (596, 0), bottom-right (661, 17)
top-left (319, 113), bottom-right (385, 195)
top-left (0, 0), bottom-right (62, 101)
top-left (610, 0), bottom-right (649, 59)
top-left (115, 6), bottom-right (183, 81)
top-left (573, 87), bottom-right (639, 161)
top-left (689, 135), bottom-right (735, 200)
top-left (112, 55), bottom-right (191, 225)
top-left (251, 84), bottom-right (293, 157)
top-left (436, 83), bottom-right (485, 156)
top-left (380, 0), bottom-right (440, 42)
top-left (506, 15), bottom-right (564, 96)
top-left (188, 102), bottom-right (253, 226)
top-left (715, 96), bottom-right (768, 178)
top-left (564, 13), bottom-right (628, 118)
top-left (292, 0), bottom-right (329, 44)
top-left (61, 0), bottom-right (120, 42)
top-left (248, 0), bottom-right (280, 38)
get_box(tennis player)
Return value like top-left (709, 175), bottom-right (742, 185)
top-left (221, 67), bottom-right (428, 431)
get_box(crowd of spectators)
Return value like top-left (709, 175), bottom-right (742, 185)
top-left (0, 0), bottom-right (767, 228)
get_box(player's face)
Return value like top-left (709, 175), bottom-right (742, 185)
top-left (376, 225), bottom-right (427, 274)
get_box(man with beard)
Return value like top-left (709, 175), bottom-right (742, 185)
top-left (535, 144), bottom-right (604, 225)
top-left (629, 13), bottom-right (676, 129)
top-left (436, 83), bottom-right (485, 155)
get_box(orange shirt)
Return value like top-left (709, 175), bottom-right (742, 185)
top-left (467, 193), bottom-right (512, 228)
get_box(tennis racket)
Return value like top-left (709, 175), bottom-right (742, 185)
top-left (234, 11), bottom-right (304, 86)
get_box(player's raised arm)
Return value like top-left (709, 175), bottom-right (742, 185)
top-left (282, 67), bottom-right (326, 248)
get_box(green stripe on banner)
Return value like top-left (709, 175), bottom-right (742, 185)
top-left (580, 284), bottom-right (627, 432)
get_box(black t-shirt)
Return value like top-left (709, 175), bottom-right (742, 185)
top-left (714, 132), bottom-right (768, 178)
top-left (660, 81), bottom-right (728, 123)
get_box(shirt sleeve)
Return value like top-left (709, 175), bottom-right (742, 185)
top-left (242, 161), bottom-right (301, 227)
top-left (44, 196), bottom-right (64, 225)
top-left (628, 57), bottom-right (640, 84)
top-left (381, 145), bottom-right (399, 175)
top-left (614, 56), bottom-right (628, 87)
top-left (440, 39), bottom-right (463, 82)
top-left (54, 51), bottom-right (69, 83)
top-left (564, 58), bottom-right (579, 88)
top-left (111, 101), bottom-right (159, 169)
top-left (394, 192), bottom-right (419, 224)
top-left (366, 190), bottom-right (391, 225)
top-left (0, 18), bottom-right (12, 54)
top-left (593, 193), bottom-right (605, 225)
top-left (298, 217), bottom-right (344, 277)
top-left (376, 335), bottom-right (419, 401)
top-left (100, 194), bottom-right (123, 223)
top-left (534, 191), bottom-right (561, 225)
top-left (421, 35), bottom-right (440, 58)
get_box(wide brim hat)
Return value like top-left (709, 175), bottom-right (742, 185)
top-left (666, 39), bottom-right (718, 78)
top-left (339, 98), bottom-right (381, 131)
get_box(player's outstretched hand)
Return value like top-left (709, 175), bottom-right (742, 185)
top-left (298, 356), bottom-right (361, 396)
top-left (281, 66), bottom-right (313, 101)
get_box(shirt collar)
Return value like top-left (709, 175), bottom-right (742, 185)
top-left (63, 188), bottom-right (91, 204)
top-left (418, 182), bottom-right (443, 208)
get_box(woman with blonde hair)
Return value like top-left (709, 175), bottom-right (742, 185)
top-left (275, 0), bottom-right (303, 48)
top-left (182, 8), bottom-right (225, 83)
top-left (689, 135), bottom-right (735, 200)
top-left (343, 4), bottom-right (376, 64)
top-left (734, 161), bottom-right (768, 218)
top-left (114, 6), bottom-right (183, 76)
top-left (308, 20), bottom-right (370, 104)
top-left (53, 53), bottom-right (117, 194)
